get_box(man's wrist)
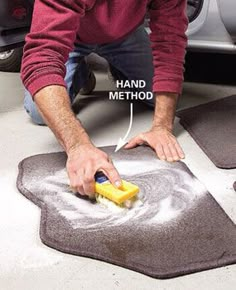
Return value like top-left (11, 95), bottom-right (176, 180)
top-left (152, 92), bottom-right (178, 131)
top-left (151, 123), bottom-right (173, 132)
top-left (64, 122), bottom-right (92, 154)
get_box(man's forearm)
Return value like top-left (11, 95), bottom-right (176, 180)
top-left (152, 93), bottom-right (178, 131)
top-left (34, 85), bottom-right (91, 153)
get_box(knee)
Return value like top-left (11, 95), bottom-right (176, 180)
top-left (24, 90), bottom-right (45, 125)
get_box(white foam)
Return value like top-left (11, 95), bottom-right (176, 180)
top-left (37, 159), bottom-right (207, 230)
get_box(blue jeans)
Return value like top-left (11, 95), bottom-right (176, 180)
top-left (24, 25), bottom-right (154, 125)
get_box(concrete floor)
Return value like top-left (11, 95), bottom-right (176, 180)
top-left (0, 70), bottom-right (236, 290)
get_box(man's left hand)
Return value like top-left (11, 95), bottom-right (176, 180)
top-left (124, 125), bottom-right (185, 162)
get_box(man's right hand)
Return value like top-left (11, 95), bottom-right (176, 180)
top-left (66, 143), bottom-right (122, 197)
top-left (33, 86), bottom-right (121, 197)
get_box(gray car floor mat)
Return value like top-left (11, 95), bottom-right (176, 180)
top-left (17, 146), bottom-right (236, 279)
top-left (176, 95), bottom-right (236, 169)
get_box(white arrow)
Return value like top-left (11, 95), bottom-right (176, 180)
top-left (115, 102), bottom-right (133, 152)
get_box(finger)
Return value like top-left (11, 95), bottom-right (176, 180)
top-left (70, 175), bottom-right (85, 196)
top-left (162, 143), bottom-right (174, 162)
top-left (74, 169), bottom-right (86, 196)
top-left (174, 140), bottom-right (185, 159)
top-left (67, 170), bottom-right (78, 193)
top-left (83, 164), bottom-right (96, 197)
top-left (168, 142), bottom-right (181, 161)
top-left (76, 179), bottom-right (86, 195)
top-left (124, 135), bottom-right (145, 149)
top-left (155, 143), bottom-right (166, 160)
top-left (102, 164), bottom-right (122, 188)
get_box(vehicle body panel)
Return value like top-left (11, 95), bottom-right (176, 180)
top-left (187, 0), bottom-right (236, 53)
top-left (218, 0), bottom-right (236, 41)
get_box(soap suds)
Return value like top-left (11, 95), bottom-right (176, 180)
top-left (32, 158), bottom-right (206, 230)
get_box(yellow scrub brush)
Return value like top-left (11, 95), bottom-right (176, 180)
top-left (95, 172), bottom-right (139, 208)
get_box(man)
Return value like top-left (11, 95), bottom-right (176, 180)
top-left (21, 0), bottom-right (188, 197)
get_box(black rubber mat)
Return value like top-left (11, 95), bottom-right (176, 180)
top-left (17, 146), bottom-right (236, 279)
top-left (177, 95), bottom-right (236, 168)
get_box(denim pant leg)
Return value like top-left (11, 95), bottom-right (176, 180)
top-left (99, 25), bottom-right (154, 106)
top-left (24, 46), bottom-right (92, 125)
top-left (24, 90), bottom-right (45, 125)
top-left (65, 50), bottom-right (92, 102)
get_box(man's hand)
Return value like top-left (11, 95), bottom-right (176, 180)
top-left (125, 92), bottom-right (185, 162)
top-left (125, 125), bottom-right (185, 162)
top-left (67, 143), bottom-right (122, 197)
top-left (34, 86), bottom-right (122, 197)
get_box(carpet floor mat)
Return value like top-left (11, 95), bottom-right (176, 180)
top-left (17, 146), bottom-right (236, 279)
top-left (177, 95), bottom-right (236, 168)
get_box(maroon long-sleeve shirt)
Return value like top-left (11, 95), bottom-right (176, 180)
top-left (21, 0), bottom-right (188, 97)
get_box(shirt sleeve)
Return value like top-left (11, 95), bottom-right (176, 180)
top-left (149, 0), bottom-right (188, 95)
top-left (21, 0), bottom-right (87, 97)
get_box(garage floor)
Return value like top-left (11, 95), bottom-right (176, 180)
top-left (0, 68), bottom-right (236, 290)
